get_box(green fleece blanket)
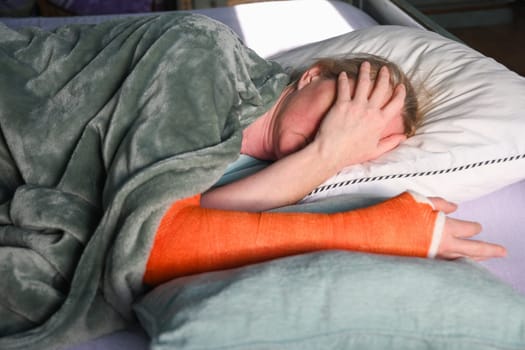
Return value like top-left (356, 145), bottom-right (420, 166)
top-left (0, 13), bottom-right (288, 349)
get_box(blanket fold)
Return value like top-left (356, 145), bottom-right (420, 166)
top-left (0, 13), bottom-right (288, 349)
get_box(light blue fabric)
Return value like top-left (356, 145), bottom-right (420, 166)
top-left (134, 251), bottom-right (525, 350)
top-left (212, 155), bottom-right (270, 188)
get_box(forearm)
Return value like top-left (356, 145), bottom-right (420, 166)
top-left (201, 141), bottom-right (337, 211)
top-left (144, 191), bottom-right (442, 285)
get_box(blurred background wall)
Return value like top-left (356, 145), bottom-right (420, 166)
top-left (406, 0), bottom-right (525, 76)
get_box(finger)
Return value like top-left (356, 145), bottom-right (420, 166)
top-left (336, 72), bottom-right (351, 104)
top-left (369, 66), bottom-right (391, 107)
top-left (428, 197), bottom-right (457, 213)
top-left (447, 217), bottom-right (482, 239)
top-left (382, 83), bottom-right (406, 118)
top-left (353, 61), bottom-right (371, 102)
top-left (452, 238), bottom-right (507, 259)
top-left (470, 256), bottom-right (493, 262)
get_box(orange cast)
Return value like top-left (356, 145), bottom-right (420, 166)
top-left (144, 191), bottom-right (443, 286)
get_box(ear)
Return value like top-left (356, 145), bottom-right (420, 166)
top-left (297, 65), bottom-right (323, 90)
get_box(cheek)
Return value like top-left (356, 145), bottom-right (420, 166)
top-left (277, 108), bottom-right (328, 158)
top-left (275, 108), bottom-right (324, 159)
top-left (275, 81), bottom-right (337, 158)
top-left (276, 131), bottom-right (308, 159)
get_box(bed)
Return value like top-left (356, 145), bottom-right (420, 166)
top-left (1, 1), bottom-right (524, 349)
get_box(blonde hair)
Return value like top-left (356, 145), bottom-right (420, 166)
top-left (290, 54), bottom-right (422, 137)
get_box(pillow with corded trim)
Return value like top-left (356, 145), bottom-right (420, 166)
top-left (270, 26), bottom-right (525, 205)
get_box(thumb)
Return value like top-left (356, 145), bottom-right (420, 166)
top-left (376, 133), bottom-right (407, 155)
top-left (428, 197), bottom-right (458, 214)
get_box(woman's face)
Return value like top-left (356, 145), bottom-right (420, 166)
top-left (272, 73), bottom-right (405, 160)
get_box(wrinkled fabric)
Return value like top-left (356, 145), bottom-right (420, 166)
top-left (0, 13), bottom-right (288, 349)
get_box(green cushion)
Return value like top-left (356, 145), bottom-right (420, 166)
top-left (134, 251), bottom-right (525, 349)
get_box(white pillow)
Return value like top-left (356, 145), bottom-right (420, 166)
top-left (271, 25), bottom-right (525, 204)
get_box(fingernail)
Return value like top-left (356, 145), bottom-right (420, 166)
top-left (501, 247), bottom-right (508, 257)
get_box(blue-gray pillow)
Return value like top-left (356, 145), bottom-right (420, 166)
top-left (134, 251), bottom-right (525, 350)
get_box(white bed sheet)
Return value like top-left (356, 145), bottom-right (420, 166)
top-left (452, 179), bottom-right (525, 296)
top-left (195, 0), bottom-right (378, 58)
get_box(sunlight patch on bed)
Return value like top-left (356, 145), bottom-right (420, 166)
top-left (232, 0), bottom-right (363, 58)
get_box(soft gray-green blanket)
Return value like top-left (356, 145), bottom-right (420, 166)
top-left (0, 13), bottom-right (288, 349)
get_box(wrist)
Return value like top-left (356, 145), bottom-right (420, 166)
top-left (308, 139), bottom-right (341, 177)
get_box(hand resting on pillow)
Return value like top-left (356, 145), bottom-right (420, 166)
top-left (426, 196), bottom-right (504, 261)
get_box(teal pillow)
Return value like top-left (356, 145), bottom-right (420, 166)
top-left (134, 252), bottom-right (525, 349)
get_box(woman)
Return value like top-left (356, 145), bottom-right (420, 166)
top-left (144, 55), bottom-right (507, 285)
top-left (0, 13), bottom-right (508, 346)
top-left (203, 55), bottom-right (416, 212)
